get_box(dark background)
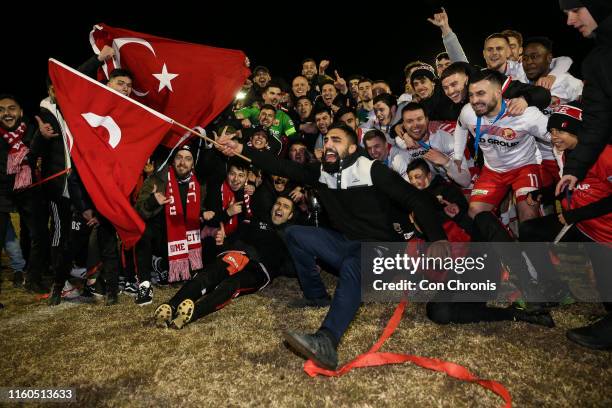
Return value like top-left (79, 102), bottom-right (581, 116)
top-left (4, 1), bottom-right (588, 115)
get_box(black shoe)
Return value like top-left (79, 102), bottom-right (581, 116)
top-left (24, 279), bottom-right (49, 294)
top-left (135, 282), bottom-right (153, 306)
top-left (12, 271), bottom-right (23, 288)
top-left (566, 314), bottom-right (612, 351)
top-left (105, 292), bottom-right (119, 306)
top-left (283, 330), bottom-right (338, 370)
top-left (287, 296), bottom-right (331, 309)
top-left (47, 286), bottom-right (62, 306)
top-left (512, 307), bottom-right (555, 328)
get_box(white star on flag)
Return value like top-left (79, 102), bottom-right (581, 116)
top-left (153, 63), bottom-right (179, 92)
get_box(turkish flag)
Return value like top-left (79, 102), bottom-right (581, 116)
top-left (48, 58), bottom-right (174, 248)
top-left (89, 23), bottom-right (250, 148)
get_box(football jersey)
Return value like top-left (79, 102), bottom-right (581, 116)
top-left (390, 121), bottom-right (457, 180)
top-left (454, 103), bottom-right (551, 173)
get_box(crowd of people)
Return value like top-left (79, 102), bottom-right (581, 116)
top-left (0, 1), bottom-right (610, 369)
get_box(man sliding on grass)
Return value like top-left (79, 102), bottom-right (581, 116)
top-left (154, 195), bottom-right (296, 329)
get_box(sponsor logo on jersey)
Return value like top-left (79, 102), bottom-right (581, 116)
top-left (471, 189), bottom-right (489, 196)
top-left (486, 138), bottom-right (520, 148)
top-left (501, 128), bottom-right (517, 141)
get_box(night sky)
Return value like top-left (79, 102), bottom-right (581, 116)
top-left (5, 1), bottom-right (588, 115)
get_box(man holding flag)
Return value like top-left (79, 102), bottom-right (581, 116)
top-left (48, 60), bottom-right (174, 305)
top-left (46, 25), bottom-right (249, 305)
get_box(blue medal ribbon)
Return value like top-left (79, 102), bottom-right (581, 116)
top-left (474, 99), bottom-right (507, 157)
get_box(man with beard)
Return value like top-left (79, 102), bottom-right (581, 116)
top-left (153, 195), bottom-right (297, 330)
top-left (454, 70), bottom-right (551, 223)
top-left (215, 123), bottom-right (449, 370)
top-left (65, 67), bottom-right (135, 306)
top-left (522, 37), bottom-right (584, 188)
top-left (335, 106), bottom-right (363, 145)
top-left (301, 58), bottom-right (334, 93)
top-left (134, 145), bottom-right (207, 305)
top-left (312, 106), bottom-right (333, 158)
top-left (0, 95), bottom-right (48, 295)
top-left (556, 0), bottom-right (612, 201)
top-left (347, 75), bottom-right (363, 102)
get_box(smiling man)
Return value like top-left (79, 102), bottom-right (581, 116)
top-left (215, 123), bottom-right (448, 370)
top-left (154, 194), bottom-right (298, 330)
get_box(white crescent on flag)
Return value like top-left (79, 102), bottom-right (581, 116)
top-left (81, 112), bottom-right (122, 148)
top-left (112, 37), bottom-right (157, 97)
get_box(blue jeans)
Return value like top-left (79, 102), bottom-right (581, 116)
top-left (285, 225), bottom-right (361, 344)
top-left (5, 220), bottom-right (26, 273)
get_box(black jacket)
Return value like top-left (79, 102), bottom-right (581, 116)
top-left (29, 103), bottom-right (69, 200)
top-left (564, 9), bottom-right (612, 179)
top-left (222, 210), bottom-right (295, 279)
top-left (241, 146), bottom-right (447, 242)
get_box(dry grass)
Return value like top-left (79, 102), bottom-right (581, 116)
top-left (1, 269), bottom-right (611, 408)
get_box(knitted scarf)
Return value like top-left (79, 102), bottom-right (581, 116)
top-left (221, 180), bottom-right (252, 235)
top-left (165, 168), bottom-right (202, 282)
top-left (0, 122), bottom-right (32, 189)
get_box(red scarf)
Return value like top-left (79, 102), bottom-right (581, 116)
top-left (1, 122), bottom-right (32, 189)
top-left (221, 180), bottom-right (252, 235)
top-left (165, 168), bottom-right (202, 282)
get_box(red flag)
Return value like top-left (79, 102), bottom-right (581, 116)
top-left (48, 58), bottom-right (174, 248)
top-left (89, 23), bottom-right (250, 148)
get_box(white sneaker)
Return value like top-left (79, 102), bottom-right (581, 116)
top-left (70, 266), bottom-right (87, 279)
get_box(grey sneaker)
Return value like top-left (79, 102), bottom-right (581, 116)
top-left (283, 331), bottom-right (338, 370)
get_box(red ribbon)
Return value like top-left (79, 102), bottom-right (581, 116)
top-left (303, 300), bottom-right (512, 408)
top-left (21, 168), bottom-right (71, 190)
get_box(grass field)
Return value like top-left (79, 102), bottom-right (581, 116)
top-left (1, 269), bottom-right (611, 407)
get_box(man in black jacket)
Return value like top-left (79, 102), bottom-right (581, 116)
top-left (153, 194), bottom-right (297, 329)
top-left (557, 0), bottom-right (612, 193)
top-left (0, 94), bottom-right (48, 294)
top-left (31, 80), bottom-right (74, 303)
top-left (216, 123), bottom-right (449, 370)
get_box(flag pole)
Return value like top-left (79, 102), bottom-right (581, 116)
top-left (172, 121), bottom-right (252, 163)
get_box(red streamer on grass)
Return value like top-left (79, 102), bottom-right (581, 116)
top-left (303, 300), bottom-right (512, 408)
